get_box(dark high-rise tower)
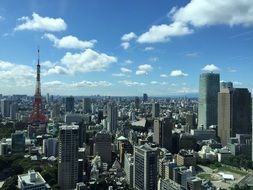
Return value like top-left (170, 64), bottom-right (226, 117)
top-left (198, 73), bottom-right (220, 129)
top-left (29, 49), bottom-right (46, 124)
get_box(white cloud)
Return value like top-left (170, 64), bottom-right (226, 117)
top-left (124, 59), bottom-right (133, 64)
top-left (121, 67), bottom-right (132, 73)
top-left (137, 0), bottom-right (253, 43)
top-left (137, 22), bottom-right (193, 43)
top-left (44, 80), bottom-right (64, 86)
top-left (121, 32), bottom-right (137, 41)
top-left (185, 52), bottom-right (199, 58)
top-left (170, 70), bottom-right (188, 77)
top-left (172, 0), bottom-right (253, 27)
top-left (144, 46), bottom-right (154, 51)
top-left (112, 73), bottom-right (126, 77)
top-left (43, 33), bottom-right (96, 49)
top-left (227, 67), bottom-right (237, 72)
top-left (47, 66), bottom-right (69, 75)
top-left (44, 80), bottom-right (112, 88)
top-left (41, 60), bottom-right (56, 68)
top-left (71, 80), bottom-right (112, 87)
top-left (202, 64), bottom-right (220, 72)
top-left (150, 81), bottom-right (158, 84)
top-left (121, 42), bottom-right (130, 50)
top-left (0, 16), bottom-right (5, 21)
top-left (15, 13), bottom-right (67, 31)
top-left (0, 60), bottom-right (34, 87)
top-left (176, 87), bottom-right (198, 93)
top-left (60, 49), bottom-right (117, 74)
top-left (233, 81), bottom-right (243, 86)
top-left (136, 64), bottom-right (153, 75)
top-left (149, 57), bottom-right (159, 62)
top-left (160, 74), bottom-right (168, 78)
top-left (118, 80), bottom-right (146, 86)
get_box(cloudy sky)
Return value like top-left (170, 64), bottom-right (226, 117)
top-left (0, 0), bottom-right (253, 96)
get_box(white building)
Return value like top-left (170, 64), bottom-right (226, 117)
top-left (18, 170), bottom-right (50, 190)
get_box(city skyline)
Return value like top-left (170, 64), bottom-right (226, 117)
top-left (0, 0), bottom-right (253, 96)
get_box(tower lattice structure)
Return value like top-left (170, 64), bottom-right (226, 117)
top-left (29, 49), bottom-right (46, 124)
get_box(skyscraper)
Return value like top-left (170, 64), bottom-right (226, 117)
top-left (11, 131), bottom-right (25, 154)
top-left (106, 102), bottom-right (118, 132)
top-left (1, 99), bottom-right (12, 118)
top-left (143, 93), bottom-right (148, 102)
top-left (198, 73), bottom-right (220, 129)
top-left (133, 144), bottom-right (158, 190)
top-left (66, 96), bottom-right (74, 113)
top-left (218, 86), bottom-right (252, 146)
top-left (152, 102), bottom-right (160, 118)
top-left (83, 98), bottom-right (92, 114)
top-left (58, 125), bottom-right (79, 190)
top-left (153, 117), bottom-right (172, 152)
top-left (93, 130), bottom-right (112, 165)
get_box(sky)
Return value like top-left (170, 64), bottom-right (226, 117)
top-left (0, 0), bottom-right (253, 96)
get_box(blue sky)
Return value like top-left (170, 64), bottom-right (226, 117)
top-left (0, 0), bottom-right (253, 96)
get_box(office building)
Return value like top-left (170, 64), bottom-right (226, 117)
top-left (93, 130), bottom-right (112, 165)
top-left (143, 93), bottom-right (148, 102)
top-left (1, 99), bottom-right (12, 118)
top-left (106, 102), bottom-right (118, 132)
top-left (58, 125), bottom-right (79, 190)
top-left (198, 73), bottom-right (220, 129)
top-left (42, 138), bottom-right (58, 157)
top-left (18, 170), bottom-right (50, 190)
top-left (10, 102), bottom-right (18, 120)
top-left (176, 149), bottom-right (196, 167)
top-left (218, 86), bottom-right (252, 146)
top-left (83, 98), bottom-right (92, 114)
top-left (134, 97), bottom-right (140, 109)
top-left (152, 102), bottom-right (160, 118)
top-left (154, 117), bottom-right (172, 151)
top-left (133, 144), bottom-right (158, 190)
top-left (186, 177), bottom-right (202, 190)
top-left (65, 96), bottom-right (74, 113)
top-left (11, 131), bottom-right (25, 154)
top-left (124, 153), bottom-right (134, 188)
top-left (78, 122), bottom-right (86, 147)
top-left (158, 178), bottom-right (183, 190)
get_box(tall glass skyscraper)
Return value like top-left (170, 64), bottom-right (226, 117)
top-left (198, 73), bottom-right (220, 129)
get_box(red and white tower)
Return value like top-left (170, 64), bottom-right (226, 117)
top-left (29, 49), bottom-right (46, 125)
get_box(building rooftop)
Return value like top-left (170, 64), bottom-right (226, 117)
top-left (18, 170), bottom-right (47, 187)
top-left (59, 124), bottom-right (79, 130)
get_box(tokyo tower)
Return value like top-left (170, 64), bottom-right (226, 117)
top-left (29, 49), bottom-right (46, 124)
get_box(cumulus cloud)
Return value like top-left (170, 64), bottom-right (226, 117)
top-left (44, 80), bottom-right (112, 88)
top-left (137, 22), bottom-right (193, 43)
top-left (47, 66), bottom-right (69, 75)
top-left (144, 46), bottom-right (154, 51)
top-left (137, 0), bottom-right (253, 43)
top-left (15, 13), bottom-right (67, 31)
top-left (233, 81), bottom-right (243, 86)
top-left (121, 67), bottom-right (132, 73)
top-left (160, 74), bottom-right (168, 78)
top-left (118, 80), bottom-right (146, 86)
top-left (202, 64), bottom-right (220, 72)
top-left (121, 42), bottom-right (131, 50)
top-left (172, 0), bottom-right (253, 27)
top-left (0, 60), bottom-right (34, 87)
top-left (124, 59), bottom-right (133, 64)
top-left (150, 81), bottom-right (158, 84)
top-left (71, 80), bottom-right (112, 87)
top-left (112, 73), bottom-right (126, 77)
top-left (136, 64), bottom-right (153, 75)
top-left (121, 32), bottom-right (137, 41)
top-left (59, 49), bottom-right (117, 74)
top-left (43, 33), bottom-right (96, 49)
top-left (170, 70), bottom-right (188, 77)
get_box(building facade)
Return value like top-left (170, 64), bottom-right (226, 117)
top-left (198, 73), bottom-right (220, 129)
